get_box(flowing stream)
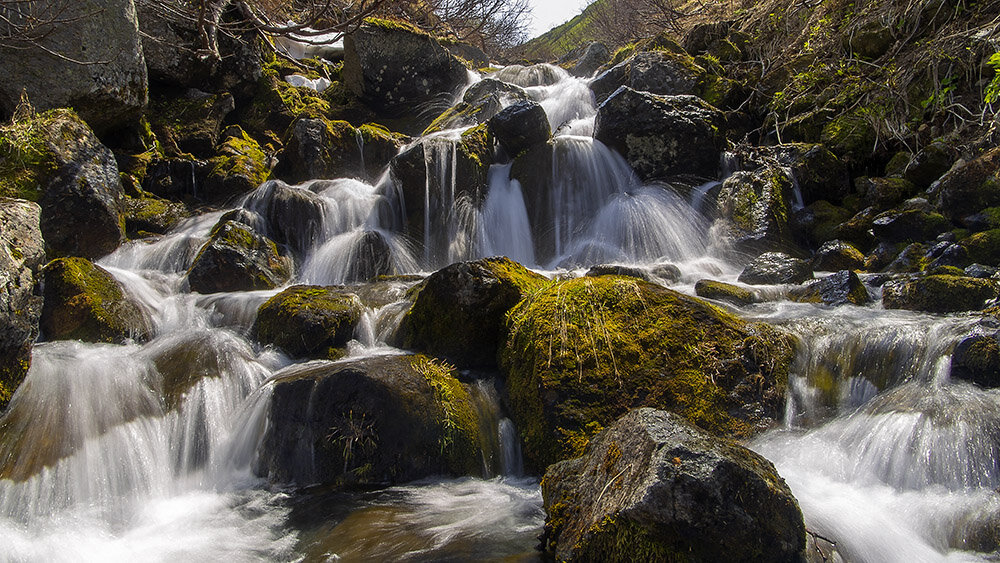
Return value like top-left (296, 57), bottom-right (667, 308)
top-left (0, 64), bottom-right (997, 562)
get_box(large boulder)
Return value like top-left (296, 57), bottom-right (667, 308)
top-left (542, 408), bottom-right (805, 562)
top-left (147, 91), bottom-right (235, 158)
top-left (239, 180), bottom-right (328, 257)
top-left (0, 110), bottom-right (125, 258)
top-left (738, 252), bottom-right (814, 285)
top-left (736, 143), bottom-right (849, 206)
top-left (694, 279), bottom-right (759, 306)
top-left (934, 147), bottom-right (1000, 221)
top-left (255, 354), bottom-right (484, 486)
top-left (590, 50), bottom-right (704, 104)
top-left (500, 276), bottom-right (794, 470)
top-left (951, 325), bottom-right (1000, 388)
top-left (397, 257), bottom-right (547, 368)
top-left (40, 257), bottom-right (152, 343)
top-left (342, 21), bottom-right (469, 118)
top-left (201, 126), bottom-right (272, 201)
top-left (788, 270), bottom-right (871, 306)
top-left (488, 100), bottom-right (550, 158)
top-left (716, 164), bottom-right (797, 252)
top-left (277, 117), bottom-right (365, 183)
top-left (0, 0), bottom-right (147, 132)
top-left (882, 274), bottom-right (999, 313)
top-left (186, 221), bottom-right (292, 294)
top-left (252, 285), bottom-right (364, 360)
top-left (594, 87), bottom-right (725, 181)
top-left (0, 199), bottom-right (45, 408)
top-left (812, 240), bottom-right (866, 272)
top-left (570, 42), bottom-right (611, 78)
top-left (871, 206), bottom-right (951, 244)
top-left (423, 78), bottom-right (528, 134)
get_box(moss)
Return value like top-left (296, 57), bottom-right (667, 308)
top-left (363, 17), bottom-right (424, 35)
top-left (0, 109), bottom-right (79, 200)
top-left (500, 276), bottom-right (793, 470)
top-left (573, 516), bottom-right (681, 562)
top-left (883, 274), bottom-right (1000, 313)
top-left (960, 229), bottom-right (1000, 266)
top-left (409, 355), bottom-right (481, 475)
top-left (122, 195), bottom-right (186, 237)
top-left (821, 111), bottom-right (877, 162)
top-left (243, 64), bottom-right (334, 140)
top-left (422, 103), bottom-right (485, 135)
top-left (609, 43), bottom-right (639, 66)
top-left (253, 285), bottom-right (363, 359)
top-left (694, 279), bottom-right (758, 306)
top-left (208, 128), bottom-right (270, 188)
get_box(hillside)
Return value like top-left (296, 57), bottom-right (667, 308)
top-left (514, 1), bottom-right (603, 61)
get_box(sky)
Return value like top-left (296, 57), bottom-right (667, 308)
top-left (525, 0), bottom-right (590, 39)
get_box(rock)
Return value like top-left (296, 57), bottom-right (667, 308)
top-left (0, 110), bottom-right (125, 258)
top-left (882, 275), bottom-right (999, 313)
top-left (966, 264), bottom-right (999, 279)
top-left (148, 91), bottom-right (235, 158)
top-left (856, 176), bottom-right (917, 211)
top-left (788, 270), bottom-right (871, 306)
top-left (935, 147), bottom-right (1000, 221)
top-left (951, 328), bottom-right (1000, 388)
top-left (342, 21), bottom-right (468, 118)
top-left (590, 51), bottom-right (704, 104)
top-left (541, 408), bottom-right (805, 562)
top-left (716, 164), bottom-right (796, 252)
top-left (500, 276), bottom-right (794, 469)
top-left (0, 0), bottom-right (147, 133)
top-left (255, 354), bottom-right (484, 487)
top-left (586, 264), bottom-right (651, 281)
top-left (252, 285), bottom-right (363, 360)
top-left (491, 64), bottom-right (564, 87)
top-left (845, 21), bottom-right (895, 59)
top-left (594, 87), bottom-right (725, 181)
top-left (423, 78), bottom-right (529, 134)
top-left (812, 240), bottom-right (865, 271)
top-left (397, 257), bottom-right (547, 368)
top-left (959, 229), bottom-right (1000, 266)
top-left (343, 230), bottom-right (394, 282)
top-left (240, 63), bottom-right (334, 140)
top-left (821, 112), bottom-right (876, 165)
top-left (694, 279), bottom-right (758, 306)
top-left (736, 143), bottom-right (849, 206)
top-left (739, 252), bottom-right (814, 285)
top-left (651, 263), bottom-right (682, 284)
top-left (488, 101), bottom-right (550, 158)
top-left (239, 180), bottom-right (328, 257)
top-left (277, 117), bottom-right (364, 183)
top-left (926, 241), bottom-right (970, 270)
top-left (356, 124), bottom-right (408, 181)
top-left (796, 201), bottom-right (854, 247)
top-left (570, 42), bottom-right (611, 77)
top-left (883, 242), bottom-right (927, 273)
top-left (202, 127), bottom-right (272, 200)
top-left (443, 41), bottom-right (489, 68)
top-left (897, 141), bottom-right (954, 190)
top-left (0, 199), bottom-right (44, 408)
top-left (40, 257), bottom-right (152, 343)
top-left (121, 196), bottom-right (186, 237)
top-left (186, 221), bottom-right (292, 294)
top-left (682, 22), bottom-right (732, 54)
top-left (872, 207), bottom-right (951, 244)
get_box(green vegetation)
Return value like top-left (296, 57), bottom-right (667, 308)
top-left (515, 1), bottom-right (602, 61)
top-left (410, 355), bottom-right (481, 474)
top-left (252, 286), bottom-right (363, 360)
top-left (0, 108), bottom-right (76, 201)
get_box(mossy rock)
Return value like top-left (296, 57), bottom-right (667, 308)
top-left (357, 123), bottom-right (408, 180)
top-left (186, 221), bottom-right (292, 294)
top-left (40, 257), bottom-right (152, 343)
top-left (813, 239), bottom-right (866, 271)
top-left (203, 127), bottom-right (271, 200)
top-left (801, 201), bottom-right (854, 247)
top-left (788, 270), bottom-right (871, 306)
top-left (935, 147), bottom-right (1000, 221)
top-left (882, 274), bottom-right (999, 313)
top-left (821, 112), bottom-right (876, 164)
top-left (716, 164), bottom-right (796, 253)
top-left (240, 63), bottom-right (333, 141)
top-left (147, 92), bottom-right (235, 158)
top-left (397, 257), bottom-right (548, 368)
top-left (500, 276), bottom-right (794, 470)
top-left (276, 116), bottom-right (364, 183)
top-left (856, 176), bottom-right (917, 211)
top-left (959, 229), bottom-right (1000, 266)
top-left (121, 196), bottom-right (186, 237)
top-left (694, 279), bottom-right (758, 306)
top-left (252, 285), bottom-right (363, 360)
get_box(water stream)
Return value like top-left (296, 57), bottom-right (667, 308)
top-left (0, 63), bottom-right (997, 561)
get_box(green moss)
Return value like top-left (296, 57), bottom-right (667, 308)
top-left (243, 64), bottom-right (333, 139)
top-left (694, 279), bottom-right (758, 306)
top-left (500, 276), bottom-right (793, 470)
top-left (821, 111), bottom-right (877, 162)
top-left (883, 274), bottom-right (1000, 313)
top-left (253, 285), bottom-right (362, 359)
top-left (422, 104), bottom-right (484, 135)
top-left (363, 17), bottom-right (424, 35)
top-left (573, 516), bottom-right (681, 562)
top-left (208, 128), bottom-right (270, 187)
top-left (960, 229), bottom-right (1000, 266)
top-left (409, 355), bottom-right (481, 475)
top-left (0, 109), bottom-right (77, 200)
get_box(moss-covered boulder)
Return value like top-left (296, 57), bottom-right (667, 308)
top-left (240, 62), bottom-right (334, 141)
top-left (186, 221), bottom-right (292, 294)
top-left (0, 199), bottom-right (45, 408)
top-left (500, 276), bottom-right (794, 470)
top-left (797, 201), bottom-right (854, 247)
top-left (147, 91), bottom-right (235, 158)
top-left (541, 408), bottom-right (805, 562)
top-left (276, 116), bottom-right (365, 183)
top-left (935, 147), bottom-right (1000, 221)
top-left (959, 229), bottom-right (1000, 266)
top-left (121, 196), bottom-right (186, 237)
top-left (738, 252), bottom-right (814, 285)
top-left (41, 257), bottom-right (152, 343)
top-left (202, 127), bottom-right (271, 200)
top-left (423, 78), bottom-right (528, 135)
top-left (694, 279), bottom-right (759, 306)
top-left (716, 164), bottom-right (797, 253)
top-left (820, 112), bottom-right (876, 166)
top-left (856, 176), bottom-right (918, 211)
top-left (590, 50), bottom-right (705, 104)
top-left (872, 205), bottom-right (951, 244)
top-left (951, 327), bottom-right (1000, 388)
top-left (892, 141), bottom-right (954, 190)
top-left (882, 274), bottom-right (999, 313)
top-left (397, 257), bottom-right (547, 368)
top-left (255, 354), bottom-right (484, 487)
top-left (737, 143), bottom-right (849, 206)
top-left (252, 285), bottom-right (363, 360)
top-left (357, 123), bottom-right (408, 181)
top-left (812, 239), bottom-right (866, 271)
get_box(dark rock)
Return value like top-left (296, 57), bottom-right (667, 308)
top-left (342, 22), bottom-right (468, 118)
top-left (694, 279), bottom-right (758, 306)
top-left (927, 242), bottom-right (970, 270)
top-left (186, 221), bottom-right (292, 294)
top-left (856, 176), bottom-right (917, 211)
top-left (651, 263), bottom-right (682, 284)
top-left (716, 164), bottom-right (796, 253)
top-left (148, 91), bottom-right (235, 158)
top-left (342, 230), bottom-right (394, 283)
top-left (570, 42), bottom-right (611, 77)
top-left (500, 276), bottom-right (794, 469)
top-left (590, 51), bottom-right (704, 104)
top-left (585, 264), bottom-right (651, 281)
top-left (882, 275), bottom-right (999, 313)
top-left (121, 196), bottom-right (187, 236)
top-left (959, 229), bottom-right (1000, 267)
top-left (397, 257), bottom-right (547, 368)
top-left (423, 78), bottom-right (529, 134)
top-left (443, 41), bottom-right (489, 68)
top-left (796, 201), bottom-right (853, 247)
top-left (899, 142), bottom-right (954, 190)
top-left (883, 242), bottom-right (927, 273)
top-left (594, 87), bottom-right (725, 181)
top-left (491, 64), bottom-right (564, 87)
top-left (252, 285), bottom-right (363, 360)
top-left (872, 207), bottom-right (951, 244)
top-left (952, 329), bottom-right (1000, 388)
top-left (41, 257), bottom-right (152, 343)
top-left (255, 354), bottom-right (485, 486)
top-left (143, 157), bottom-right (211, 201)
top-left (682, 22), bottom-right (732, 54)
top-left (966, 264), bottom-right (999, 279)
top-left (739, 252), bottom-right (814, 285)
top-left (788, 270), bottom-right (871, 306)
top-left (736, 143), bottom-right (849, 206)
top-left (277, 117), bottom-right (364, 183)
top-left (240, 180), bottom-right (328, 257)
top-left (488, 101), bottom-right (550, 157)
top-left (541, 408), bottom-right (806, 562)
top-left (0, 0), bottom-right (147, 133)
top-left (835, 206), bottom-right (880, 251)
top-left (935, 148), bottom-right (1000, 221)
top-left (0, 199), bottom-right (44, 408)
top-left (813, 240), bottom-right (865, 271)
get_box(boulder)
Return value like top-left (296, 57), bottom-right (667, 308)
top-left (795, 201), bottom-right (854, 247)
top-left (570, 42), bottom-right (611, 77)
top-left (716, 164), bottom-right (797, 252)
top-left (422, 78), bottom-right (528, 134)
top-left (252, 285), bottom-right (364, 360)
top-left (500, 276), bottom-right (794, 470)
top-left (960, 229), bottom-right (1000, 267)
top-left (882, 275), bottom-right (999, 313)
top-left (343, 230), bottom-right (394, 282)
top-left (397, 257), bottom-right (547, 368)
top-left (788, 270), bottom-right (871, 306)
top-left (590, 51), bottom-right (704, 104)
top-left (277, 117), bottom-right (364, 183)
top-left (443, 41), bottom-right (489, 68)
top-left (121, 196), bottom-right (186, 237)
top-left (201, 127), bottom-right (272, 200)
top-left (694, 279), bottom-right (758, 306)
top-left (356, 124), bottom-right (408, 181)
top-left (491, 64), bottom-right (565, 87)
top-left (239, 180), bottom-right (328, 257)
top-left (682, 22), bottom-right (732, 54)
top-left (892, 141), bottom-right (954, 190)
top-left (594, 87), bottom-right (725, 181)
top-left (0, 199), bottom-right (45, 408)
top-left (935, 147), bottom-right (1000, 221)
top-left (856, 176), bottom-right (918, 211)
top-left (147, 91), bottom-right (235, 158)
top-left (736, 143), bottom-right (849, 206)
top-left (0, 0), bottom-right (147, 133)
top-left (488, 100), bottom-right (550, 158)
top-left (951, 327), bottom-right (1000, 388)
top-left (255, 354), bottom-right (484, 486)
top-left (586, 264), bottom-right (652, 282)
top-left (342, 21), bottom-right (469, 118)
top-left (40, 257), bottom-right (152, 343)
top-left (541, 408), bottom-right (805, 562)
top-left (738, 252), bottom-right (814, 285)
top-left (871, 207), bottom-right (951, 244)
top-left (812, 240), bottom-right (865, 271)
top-left (0, 110), bottom-right (125, 258)
top-left (186, 221), bottom-right (292, 294)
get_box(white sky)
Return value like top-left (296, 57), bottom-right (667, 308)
top-left (525, 0), bottom-right (591, 39)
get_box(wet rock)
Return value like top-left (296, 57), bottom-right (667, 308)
top-left (342, 21), bottom-right (468, 118)
top-left (694, 279), bottom-right (758, 306)
top-left (488, 101), bottom-right (550, 158)
top-left (256, 354), bottom-right (484, 487)
top-left (966, 264), bottom-right (999, 279)
top-left (882, 275), bottom-right (999, 313)
top-left (0, 0), bottom-right (147, 133)
top-left (812, 240), bottom-right (866, 271)
top-left (500, 276), bottom-right (794, 469)
top-left (343, 230), bottom-right (394, 283)
top-left (277, 117), bottom-right (364, 183)
top-left (795, 201), bottom-right (853, 247)
top-left (716, 164), bottom-right (797, 253)
top-left (894, 141), bottom-right (954, 190)
top-left (935, 147), bottom-right (1000, 221)
top-left (186, 221), bottom-right (292, 294)
top-left (148, 91), bottom-right (235, 159)
top-left (397, 257), bottom-right (547, 368)
top-left (738, 252), bottom-right (814, 285)
top-left (240, 180), bottom-right (328, 257)
top-left (736, 143), bottom-right (849, 206)
top-left (650, 263), bottom-right (682, 284)
top-left (443, 41), bottom-right (489, 68)
top-left (788, 270), bottom-right (871, 306)
top-left (594, 87), bottom-right (725, 181)
top-left (0, 199), bottom-right (44, 408)
top-left (883, 242), bottom-right (927, 273)
top-left (590, 50), bottom-right (704, 104)
top-left (926, 242), bottom-right (970, 270)
top-left (541, 408), bottom-right (806, 562)
top-left (424, 78), bottom-right (529, 134)
top-left (121, 196), bottom-right (187, 237)
top-left (201, 127), bottom-right (272, 200)
top-left (41, 257), bottom-right (152, 343)
top-left (252, 285), bottom-right (363, 360)
top-left (570, 42), bottom-right (611, 77)
top-left (491, 64), bottom-right (564, 87)
top-left (871, 207), bottom-right (950, 244)
top-left (951, 328), bottom-right (1000, 388)
top-left (834, 206), bottom-right (880, 251)
top-left (585, 264), bottom-right (651, 281)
